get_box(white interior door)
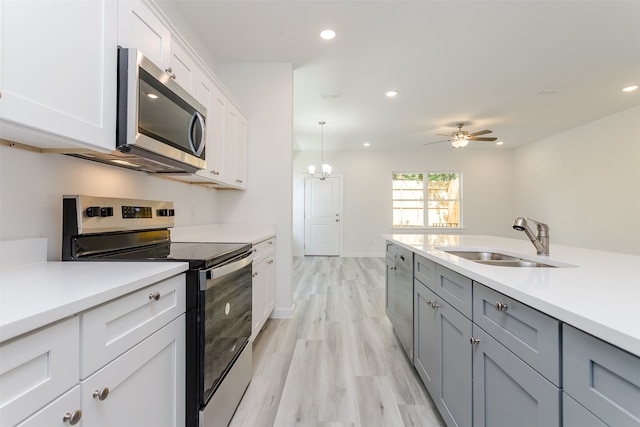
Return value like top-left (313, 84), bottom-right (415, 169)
top-left (304, 176), bottom-right (341, 256)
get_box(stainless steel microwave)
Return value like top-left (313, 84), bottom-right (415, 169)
top-left (115, 47), bottom-right (206, 173)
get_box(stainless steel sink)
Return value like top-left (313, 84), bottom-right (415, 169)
top-left (442, 250), bottom-right (556, 268)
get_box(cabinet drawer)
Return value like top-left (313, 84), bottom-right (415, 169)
top-left (414, 254), bottom-right (435, 287)
top-left (563, 324), bottom-right (640, 426)
top-left (16, 386), bottom-right (81, 427)
top-left (0, 317), bottom-right (79, 427)
top-left (81, 273), bottom-right (186, 378)
top-left (253, 237), bottom-right (275, 264)
top-left (473, 283), bottom-right (560, 385)
top-left (433, 264), bottom-right (472, 318)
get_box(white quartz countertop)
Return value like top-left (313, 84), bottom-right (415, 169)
top-left (170, 223), bottom-right (276, 245)
top-left (0, 260), bottom-right (188, 343)
top-left (383, 234), bottom-right (640, 357)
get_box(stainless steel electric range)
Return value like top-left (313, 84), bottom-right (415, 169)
top-left (62, 195), bottom-right (253, 427)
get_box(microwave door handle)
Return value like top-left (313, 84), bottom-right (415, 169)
top-left (188, 111), bottom-right (206, 157)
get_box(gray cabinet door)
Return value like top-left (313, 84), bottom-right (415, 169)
top-left (435, 296), bottom-right (472, 427)
top-left (414, 279), bottom-right (439, 397)
top-left (472, 326), bottom-right (560, 427)
top-left (385, 256), bottom-right (395, 317)
top-left (563, 324), bottom-right (640, 426)
top-left (563, 393), bottom-right (607, 427)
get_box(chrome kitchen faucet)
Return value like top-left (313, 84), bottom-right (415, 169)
top-left (513, 217), bottom-right (550, 255)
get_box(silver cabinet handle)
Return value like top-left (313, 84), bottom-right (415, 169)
top-left (63, 410), bottom-right (82, 425)
top-left (164, 67), bottom-right (176, 79)
top-left (211, 170), bottom-right (220, 175)
top-left (149, 292), bottom-right (161, 301)
top-left (470, 337), bottom-right (480, 345)
top-left (252, 272), bottom-right (258, 278)
top-left (236, 179), bottom-right (243, 183)
top-left (267, 260), bottom-right (274, 264)
top-left (93, 387), bottom-right (109, 401)
top-left (495, 301), bottom-right (508, 311)
top-left (431, 302), bottom-right (439, 309)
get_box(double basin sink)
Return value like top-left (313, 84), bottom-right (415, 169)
top-left (440, 250), bottom-right (574, 268)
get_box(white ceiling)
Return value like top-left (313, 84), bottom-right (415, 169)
top-left (162, 0), bottom-right (640, 152)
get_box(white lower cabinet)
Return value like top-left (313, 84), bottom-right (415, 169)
top-left (251, 238), bottom-right (276, 340)
top-left (81, 315), bottom-right (185, 427)
top-left (0, 274), bottom-right (186, 427)
top-left (0, 318), bottom-right (80, 427)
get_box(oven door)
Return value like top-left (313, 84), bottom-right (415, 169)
top-left (199, 250), bottom-right (254, 406)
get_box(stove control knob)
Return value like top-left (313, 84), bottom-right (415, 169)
top-left (86, 207), bottom-right (100, 217)
top-left (157, 209), bottom-right (168, 217)
top-left (168, 209), bottom-right (175, 217)
top-left (100, 207), bottom-right (113, 217)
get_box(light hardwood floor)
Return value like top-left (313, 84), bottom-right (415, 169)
top-left (229, 256), bottom-right (445, 427)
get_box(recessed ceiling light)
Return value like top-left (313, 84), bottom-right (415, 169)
top-left (147, 93), bottom-right (158, 99)
top-left (386, 90), bottom-right (398, 98)
top-left (320, 29), bottom-right (336, 40)
top-left (496, 141), bottom-right (504, 146)
top-left (622, 85), bottom-right (638, 92)
top-left (363, 142), bottom-right (371, 147)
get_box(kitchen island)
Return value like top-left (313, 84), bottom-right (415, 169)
top-left (384, 233), bottom-right (640, 427)
top-left (384, 233), bottom-right (639, 356)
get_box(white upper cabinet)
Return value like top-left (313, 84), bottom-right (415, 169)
top-left (169, 39), bottom-right (198, 93)
top-left (118, 0), bottom-right (171, 70)
top-left (0, 0), bottom-right (118, 151)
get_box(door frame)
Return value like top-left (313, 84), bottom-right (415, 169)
top-left (303, 174), bottom-right (343, 256)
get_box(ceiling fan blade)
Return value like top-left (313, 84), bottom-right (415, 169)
top-left (423, 140), bottom-right (449, 146)
top-left (469, 129), bottom-right (493, 137)
top-left (469, 137), bottom-right (497, 141)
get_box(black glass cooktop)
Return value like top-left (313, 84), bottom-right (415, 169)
top-left (92, 241), bottom-right (251, 269)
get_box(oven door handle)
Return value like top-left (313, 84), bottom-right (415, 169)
top-left (204, 249), bottom-right (256, 284)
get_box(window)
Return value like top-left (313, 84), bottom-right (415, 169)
top-left (392, 172), bottom-right (461, 228)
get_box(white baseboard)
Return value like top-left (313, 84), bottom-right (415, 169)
top-left (270, 304), bottom-right (296, 319)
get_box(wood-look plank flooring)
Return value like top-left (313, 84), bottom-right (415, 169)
top-left (229, 257), bottom-right (445, 427)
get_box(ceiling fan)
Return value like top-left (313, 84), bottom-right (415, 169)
top-left (425, 123), bottom-right (497, 148)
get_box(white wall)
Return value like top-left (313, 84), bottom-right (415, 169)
top-left (214, 63), bottom-right (295, 317)
top-left (0, 146), bottom-right (219, 260)
top-left (513, 105), bottom-right (640, 255)
top-left (293, 147), bottom-right (515, 257)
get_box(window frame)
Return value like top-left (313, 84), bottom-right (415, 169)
top-left (392, 171), bottom-right (463, 230)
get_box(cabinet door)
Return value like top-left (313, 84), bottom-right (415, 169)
top-left (251, 259), bottom-right (266, 340)
top-left (563, 393), bottom-right (607, 427)
top-left (265, 256), bottom-right (276, 317)
top-left (118, 0), bottom-right (171, 69)
top-left (563, 324), bottom-right (640, 426)
top-left (435, 297), bottom-right (472, 427)
top-left (0, 318), bottom-right (79, 427)
top-left (195, 80), bottom-right (227, 182)
top-left (16, 386), bottom-right (81, 427)
top-left (414, 279), bottom-right (439, 398)
top-left (472, 326), bottom-right (560, 427)
top-left (224, 105), bottom-right (240, 184)
top-left (0, 0), bottom-right (117, 151)
top-left (169, 39), bottom-right (197, 93)
top-left (234, 113), bottom-right (248, 188)
top-left (385, 256), bottom-right (396, 317)
top-left (81, 315), bottom-right (185, 427)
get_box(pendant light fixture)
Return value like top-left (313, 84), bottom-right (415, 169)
top-left (308, 121), bottom-right (332, 180)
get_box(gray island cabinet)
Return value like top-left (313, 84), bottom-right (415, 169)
top-left (385, 238), bottom-right (640, 427)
